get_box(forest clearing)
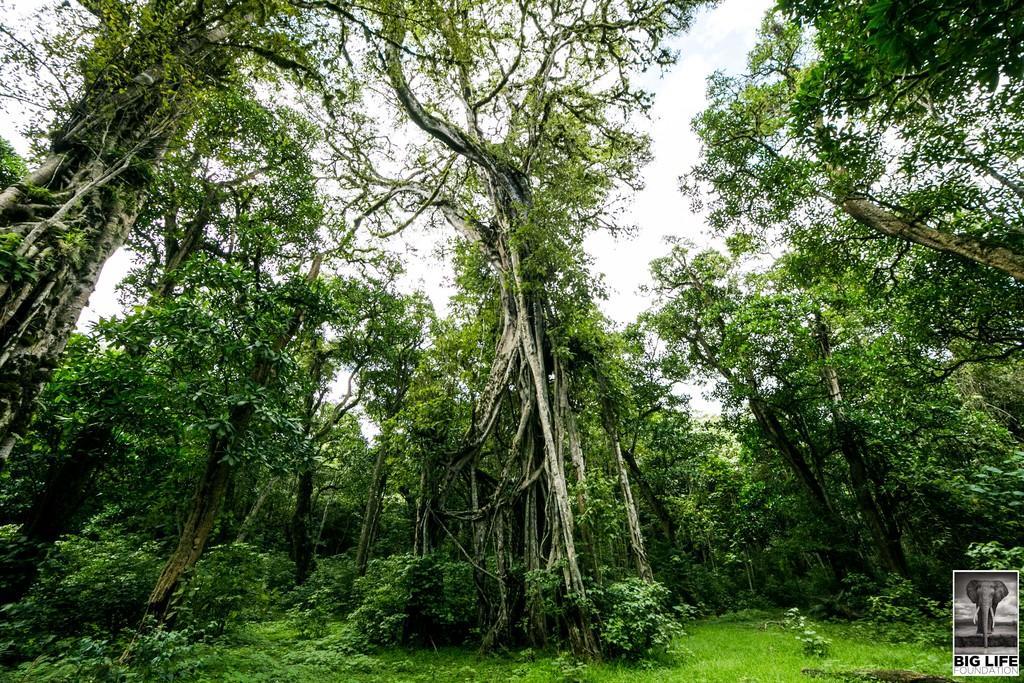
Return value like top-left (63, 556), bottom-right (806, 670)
top-left (0, 0), bottom-right (1022, 680)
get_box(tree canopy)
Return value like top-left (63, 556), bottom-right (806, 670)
top-left (0, 0), bottom-right (1021, 678)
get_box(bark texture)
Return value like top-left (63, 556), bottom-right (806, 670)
top-left (379, 31), bottom-right (653, 655)
top-left (145, 430), bottom-right (238, 622)
top-left (0, 13), bottom-right (244, 462)
top-left (601, 400), bottom-right (653, 581)
top-left (840, 196), bottom-right (1024, 282)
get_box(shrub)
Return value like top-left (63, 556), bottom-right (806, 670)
top-left (130, 627), bottom-right (204, 681)
top-left (797, 627), bottom-right (832, 658)
top-left (285, 554), bottom-right (358, 637)
top-left (7, 637), bottom-right (121, 682)
top-left (0, 527), bottom-right (162, 658)
top-left (524, 566), bottom-right (568, 624)
top-left (318, 621), bottom-right (371, 655)
top-left (714, 607), bottom-right (774, 623)
top-left (173, 543), bottom-right (269, 638)
top-left (554, 652), bottom-right (590, 682)
top-left (263, 550), bottom-right (298, 599)
top-left (810, 572), bottom-right (876, 619)
top-left (965, 542), bottom-right (1024, 571)
top-left (349, 555), bottom-right (414, 645)
top-left (863, 575), bottom-right (946, 645)
top-left (404, 554), bottom-right (476, 639)
top-left (6, 630), bottom-right (201, 682)
top-left (349, 554), bottom-right (476, 646)
top-left (593, 578), bottom-right (684, 660)
top-left (288, 595), bottom-right (332, 640)
top-left (783, 608), bottom-right (832, 658)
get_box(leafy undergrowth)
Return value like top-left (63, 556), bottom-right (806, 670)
top-left (3, 614), bottom-right (1013, 682)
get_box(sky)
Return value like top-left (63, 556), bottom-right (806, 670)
top-left (0, 0), bottom-right (773, 413)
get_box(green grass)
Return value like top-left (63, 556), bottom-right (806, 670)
top-left (4, 614), bottom-right (1017, 682)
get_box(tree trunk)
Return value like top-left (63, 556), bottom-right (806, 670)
top-left (748, 398), bottom-right (869, 579)
top-left (141, 255), bottom-right (320, 629)
top-left (469, 464), bottom-right (491, 638)
top-left (555, 363), bottom-right (600, 579)
top-left (516, 292), bottom-right (598, 657)
top-left (355, 446), bottom-right (388, 576)
top-left (522, 429), bottom-right (547, 648)
top-left (0, 198), bottom-right (220, 600)
top-left (145, 425), bottom-right (240, 623)
top-left (490, 506), bottom-right (512, 648)
top-left (0, 16), bottom-right (244, 462)
top-left (290, 464), bottom-right (316, 585)
top-left (413, 467), bottom-right (432, 557)
top-left (619, 444), bottom-right (678, 546)
top-left (690, 321), bottom-right (862, 580)
top-left (749, 398), bottom-right (833, 512)
top-left (609, 433), bottom-right (654, 581)
top-left (840, 196), bottom-right (1024, 282)
top-left (383, 34), bottom-right (601, 655)
top-left (839, 429), bottom-right (908, 576)
top-left (0, 187), bottom-right (143, 462)
top-left (813, 314), bottom-right (908, 576)
top-left (236, 477), bottom-right (278, 543)
top-left (597, 387), bottom-right (653, 582)
top-left (21, 424), bottom-right (108, 545)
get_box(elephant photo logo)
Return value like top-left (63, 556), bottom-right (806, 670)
top-left (952, 570), bottom-right (1019, 677)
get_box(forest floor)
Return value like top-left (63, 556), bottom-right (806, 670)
top-left (4, 613), bottom-right (1017, 682)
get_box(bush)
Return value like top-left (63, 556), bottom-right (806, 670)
top-left (130, 627), bottom-right (204, 681)
top-left (6, 637), bottom-right (121, 682)
top-left (6, 630), bottom-right (201, 682)
top-left (524, 566), bottom-right (568, 623)
top-left (349, 555), bottom-right (413, 645)
top-left (862, 575), bottom-right (946, 646)
top-left (173, 543), bottom-right (269, 638)
top-left (349, 554), bottom-right (476, 646)
top-left (593, 578), bottom-right (684, 660)
top-left (286, 555), bottom-right (358, 638)
top-left (818, 572), bottom-right (878, 619)
top-left (0, 527), bottom-right (162, 658)
top-left (554, 653), bottom-right (590, 682)
top-left (263, 550), bottom-right (298, 599)
top-left (783, 608), bottom-right (832, 658)
top-left (797, 627), bottom-right (832, 658)
top-left (318, 621), bottom-right (371, 655)
top-left (966, 542), bottom-right (1024, 571)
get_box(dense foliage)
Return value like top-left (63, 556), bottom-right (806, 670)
top-left (0, 0), bottom-right (1021, 678)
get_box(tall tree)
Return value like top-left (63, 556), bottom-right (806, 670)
top-left (353, 293), bottom-right (432, 577)
top-left (320, 0), bottom-right (705, 654)
top-left (141, 253), bottom-right (323, 626)
top-left (645, 245), bottom-right (900, 575)
top-left (0, 0), bottom-right (341, 461)
top-left (0, 87), bottom-right (324, 604)
top-left (289, 284), bottom-right (432, 584)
